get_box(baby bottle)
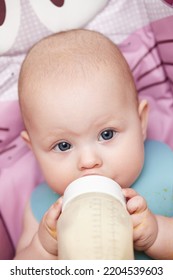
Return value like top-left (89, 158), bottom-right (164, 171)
top-left (57, 175), bottom-right (134, 259)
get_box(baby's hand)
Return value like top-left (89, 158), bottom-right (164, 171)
top-left (38, 198), bottom-right (62, 257)
top-left (123, 188), bottom-right (158, 252)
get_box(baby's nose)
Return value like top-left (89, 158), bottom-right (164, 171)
top-left (78, 148), bottom-right (102, 171)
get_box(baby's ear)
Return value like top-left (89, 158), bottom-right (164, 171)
top-left (138, 99), bottom-right (149, 141)
top-left (21, 130), bottom-right (32, 149)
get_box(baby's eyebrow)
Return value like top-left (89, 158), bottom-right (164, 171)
top-left (93, 115), bottom-right (126, 127)
top-left (43, 131), bottom-right (63, 142)
top-left (41, 126), bottom-right (76, 145)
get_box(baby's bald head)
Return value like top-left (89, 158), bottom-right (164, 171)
top-left (18, 29), bottom-right (137, 129)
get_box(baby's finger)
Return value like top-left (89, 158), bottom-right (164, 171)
top-left (122, 188), bottom-right (138, 200)
top-left (38, 198), bottom-right (62, 256)
top-left (126, 195), bottom-right (147, 214)
top-left (131, 211), bottom-right (146, 228)
top-left (44, 198), bottom-right (63, 239)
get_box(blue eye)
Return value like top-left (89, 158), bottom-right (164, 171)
top-left (54, 141), bottom-right (71, 152)
top-left (99, 129), bottom-right (115, 141)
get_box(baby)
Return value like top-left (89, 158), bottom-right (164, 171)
top-left (15, 29), bottom-right (173, 259)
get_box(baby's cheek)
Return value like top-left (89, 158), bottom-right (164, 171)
top-left (47, 172), bottom-right (70, 195)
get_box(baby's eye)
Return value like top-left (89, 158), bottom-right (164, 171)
top-left (99, 129), bottom-right (116, 141)
top-left (53, 141), bottom-right (71, 152)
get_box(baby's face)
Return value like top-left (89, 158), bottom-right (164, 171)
top-left (25, 65), bottom-right (147, 194)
